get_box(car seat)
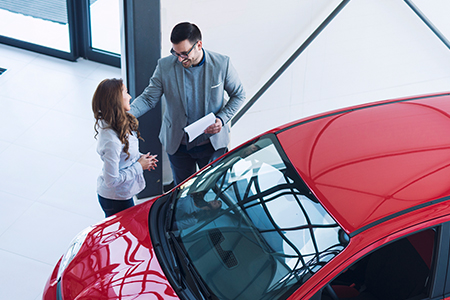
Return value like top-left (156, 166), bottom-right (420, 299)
top-left (331, 229), bottom-right (433, 300)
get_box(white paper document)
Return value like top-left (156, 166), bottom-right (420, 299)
top-left (184, 113), bottom-right (216, 143)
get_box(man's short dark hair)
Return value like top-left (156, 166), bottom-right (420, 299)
top-left (170, 22), bottom-right (202, 44)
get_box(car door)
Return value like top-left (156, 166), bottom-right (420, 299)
top-left (311, 222), bottom-right (450, 300)
top-left (440, 222), bottom-right (450, 300)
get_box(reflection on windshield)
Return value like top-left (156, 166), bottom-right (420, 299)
top-left (170, 137), bottom-right (348, 299)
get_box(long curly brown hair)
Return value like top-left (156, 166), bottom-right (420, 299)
top-left (92, 78), bottom-right (142, 160)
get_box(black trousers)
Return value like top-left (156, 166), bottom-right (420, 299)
top-left (98, 194), bottom-right (134, 218)
top-left (168, 143), bottom-right (227, 185)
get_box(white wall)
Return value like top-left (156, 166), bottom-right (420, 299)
top-left (161, 0), bottom-right (450, 148)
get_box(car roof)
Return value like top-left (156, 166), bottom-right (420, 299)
top-left (276, 92), bottom-right (450, 235)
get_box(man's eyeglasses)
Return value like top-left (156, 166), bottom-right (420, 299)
top-left (170, 41), bottom-right (198, 59)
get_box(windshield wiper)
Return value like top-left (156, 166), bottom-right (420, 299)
top-left (164, 231), bottom-right (184, 292)
top-left (168, 231), bottom-right (212, 300)
top-left (166, 188), bottom-right (179, 231)
top-left (154, 190), bottom-right (184, 292)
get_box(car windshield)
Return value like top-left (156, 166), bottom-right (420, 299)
top-left (169, 136), bottom-right (348, 299)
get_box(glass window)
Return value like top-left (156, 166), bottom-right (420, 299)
top-left (0, 2), bottom-right (70, 52)
top-left (0, 0), bottom-right (121, 64)
top-left (320, 228), bottom-right (436, 300)
top-left (169, 137), bottom-right (348, 300)
top-left (89, 0), bottom-right (121, 55)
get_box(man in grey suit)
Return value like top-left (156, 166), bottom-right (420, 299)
top-left (129, 22), bottom-right (246, 185)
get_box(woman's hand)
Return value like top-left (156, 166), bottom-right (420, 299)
top-left (138, 153), bottom-right (158, 171)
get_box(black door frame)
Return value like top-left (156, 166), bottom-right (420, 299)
top-left (0, 0), bottom-right (120, 67)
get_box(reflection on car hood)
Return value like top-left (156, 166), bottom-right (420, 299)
top-left (277, 93), bottom-right (450, 234)
top-left (61, 200), bottom-right (179, 300)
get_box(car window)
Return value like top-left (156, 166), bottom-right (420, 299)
top-left (318, 228), bottom-right (436, 300)
top-left (170, 136), bottom-right (349, 300)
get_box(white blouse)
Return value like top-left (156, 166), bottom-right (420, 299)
top-left (96, 122), bottom-right (145, 200)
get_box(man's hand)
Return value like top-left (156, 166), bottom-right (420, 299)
top-left (204, 118), bottom-right (222, 134)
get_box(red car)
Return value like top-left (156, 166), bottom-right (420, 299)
top-left (44, 92), bottom-right (450, 300)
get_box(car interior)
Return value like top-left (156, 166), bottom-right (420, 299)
top-left (319, 228), bottom-right (435, 300)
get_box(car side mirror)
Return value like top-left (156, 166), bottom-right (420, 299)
top-left (339, 229), bottom-right (350, 246)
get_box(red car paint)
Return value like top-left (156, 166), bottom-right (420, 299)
top-left (44, 92), bottom-right (450, 300)
top-left (43, 201), bottom-right (178, 300)
top-left (278, 94), bottom-right (450, 233)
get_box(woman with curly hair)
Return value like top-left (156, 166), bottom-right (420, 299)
top-left (92, 78), bottom-right (158, 217)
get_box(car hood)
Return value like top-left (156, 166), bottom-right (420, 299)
top-left (61, 199), bottom-right (179, 300)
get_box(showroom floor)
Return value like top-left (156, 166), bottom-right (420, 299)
top-left (0, 43), bottom-right (122, 300)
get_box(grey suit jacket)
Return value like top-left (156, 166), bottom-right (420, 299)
top-left (130, 50), bottom-right (246, 155)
